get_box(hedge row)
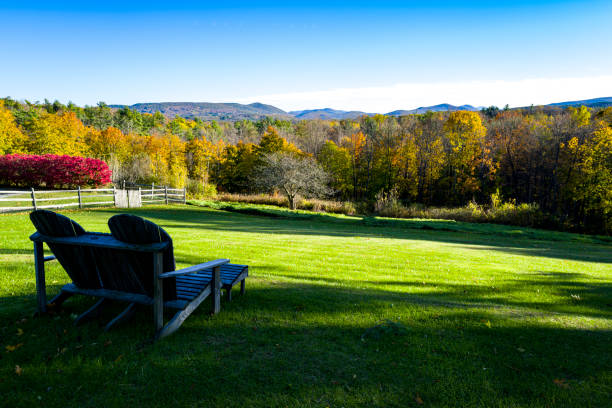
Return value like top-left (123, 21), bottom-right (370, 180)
top-left (0, 154), bottom-right (112, 188)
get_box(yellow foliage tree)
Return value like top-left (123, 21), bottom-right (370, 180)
top-left (561, 124), bottom-right (612, 230)
top-left (393, 133), bottom-right (418, 199)
top-left (317, 140), bottom-right (352, 196)
top-left (340, 131), bottom-right (367, 200)
top-left (85, 126), bottom-right (131, 162)
top-left (0, 101), bottom-right (27, 154)
top-left (186, 136), bottom-right (222, 183)
top-left (257, 126), bottom-right (302, 156)
top-left (28, 111), bottom-right (90, 156)
top-left (443, 111), bottom-right (488, 200)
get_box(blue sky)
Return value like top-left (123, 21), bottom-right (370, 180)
top-left (1, 1), bottom-right (611, 111)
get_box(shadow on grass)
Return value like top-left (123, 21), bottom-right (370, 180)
top-left (0, 248), bottom-right (33, 255)
top-left (1, 280), bottom-right (611, 407)
top-left (258, 270), bottom-right (612, 320)
top-left (88, 206), bottom-right (612, 264)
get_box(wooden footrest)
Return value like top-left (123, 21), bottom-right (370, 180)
top-left (175, 264), bottom-right (248, 301)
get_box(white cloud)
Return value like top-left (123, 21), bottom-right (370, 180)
top-left (238, 76), bottom-right (612, 113)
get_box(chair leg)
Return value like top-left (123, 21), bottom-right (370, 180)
top-left (33, 242), bottom-right (47, 314)
top-left (226, 287), bottom-right (232, 302)
top-left (240, 280), bottom-right (246, 295)
top-left (74, 298), bottom-right (108, 326)
top-left (105, 303), bottom-right (137, 332)
top-left (211, 266), bottom-right (221, 315)
top-left (156, 285), bottom-right (213, 340)
top-left (48, 291), bottom-right (73, 309)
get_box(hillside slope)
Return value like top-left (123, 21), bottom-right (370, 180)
top-left (109, 102), bottom-right (291, 121)
top-left (110, 97), bottom-right (612, 121)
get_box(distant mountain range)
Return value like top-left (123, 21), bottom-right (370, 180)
top-left (545, 97), bottom-right (612, 108)
top-left (290, 108), bottom-right (375, 120)
top-left (386, 104), bottom-right (483, 116)
top-left (109, 102), bottom-right (291, 121)
top-left (111, 97), bottom-right (612, 121)
top-left (290, 104), bottom-right (482, 120)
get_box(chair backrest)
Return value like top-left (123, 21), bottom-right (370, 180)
top-left (106, 214), bottom-right (177, 300)
top-left (29, 210), bottom-right (102, 289)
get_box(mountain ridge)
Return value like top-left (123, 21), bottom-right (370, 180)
top-left (111, 97), bottom-right (612, 121)
top-left (108, 101), bottom-right (291, 121)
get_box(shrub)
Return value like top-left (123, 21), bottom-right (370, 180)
top-left (187, 179), bottom-right (217, 199)
top-left (213, 192), bottom-right (355, 215)
top-left (217, 192), bottom-right (289, 207)
top-left (374, 189), bottom-right (405, 217)
top-left (300, 198), bottom-right (355, 214)
top-left (0, 154), bottom-right (112, 188)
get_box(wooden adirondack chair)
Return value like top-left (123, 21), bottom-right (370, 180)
top-left (29, 210), bottom-right (248, 339)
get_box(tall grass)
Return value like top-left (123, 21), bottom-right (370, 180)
top-left (208, 191), bottom-right (563, 231)
top-left (374, 189), bottom-right (556, 229)
top-left (215, 192), bottom-right (357, 215)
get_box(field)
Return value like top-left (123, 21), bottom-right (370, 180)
top-left (1, 204), bottom-right (611, 407)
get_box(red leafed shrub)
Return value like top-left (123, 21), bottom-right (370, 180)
top-left (0, 154), bottom-right (112, 188)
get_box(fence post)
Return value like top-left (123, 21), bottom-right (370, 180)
top-left (151, 182), bottom-right (154, 201)
top-left (77, 186), bottom-right (83, 209)
top-left (30, 188), bottom-right (37, 211)
top-left (164, 186), bottom-right (168, 205)
top-left (183, 187), bottom-right (187, 204)
top-left (113, 186), bottom-right (116, 207)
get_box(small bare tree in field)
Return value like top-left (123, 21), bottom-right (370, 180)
top-left (253, 152), bottom-right (332, 210)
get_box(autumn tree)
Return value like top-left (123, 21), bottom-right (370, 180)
top-left (406, 113), bottom-right (446, 203)
top-left (317, 140), bottom-right (352, 198)
top-left (488, 111), bottom-right (536, 201)
top-left (186, 136), bottom-right (222, 183)
top-left (577, 125), bottom-right (612, 231)
top-left (340, 131), bottom-right (366, 200)
top-left (27, 111), bottom-right (90, 156)
top-left (256, 126), bottom-right (301, 156)
top-left (85, 126), bottom-right (131, 162)
top-left (0, 101), bottom-right (27, 154)
top-left (215, 142), bottom-right (258, 192)
top-left (442, 111), bottom-right (489, 204)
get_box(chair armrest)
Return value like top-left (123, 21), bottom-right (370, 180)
top-left (44, 255), bottom-right (57, 262)
top-left (158, 259), bottom-right (230, 279)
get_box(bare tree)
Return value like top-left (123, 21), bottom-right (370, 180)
top-left (295, 120), bottom-right (330, 155)
top-left (252, 152), bottom-right (332, 209)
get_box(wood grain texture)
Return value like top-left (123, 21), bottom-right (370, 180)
top-left (211, 266), bottom-right (221, 315)
top-left (33, 241), bottom-right (46, 313)
top-left (153, 252), bottom-right (164, 332)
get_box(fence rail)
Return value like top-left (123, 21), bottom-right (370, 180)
top-left (0, 184), bottom-right (186, 214)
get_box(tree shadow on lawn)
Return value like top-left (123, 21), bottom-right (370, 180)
top-left (90, 206), bottom-right (612, 264)
top-left (1, 281), bottom-right (611, 407)
top-left (262, 269), bottom-right (612, 320)
top-left (0, 248), bottom-right (34, 256)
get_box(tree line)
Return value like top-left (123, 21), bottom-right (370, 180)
top-left (1, 97), bottom-right (610, 233)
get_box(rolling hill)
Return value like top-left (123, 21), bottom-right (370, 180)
top-left (111, 97), bottom-right (612, 121)
top-left (109, 102), bottom-right (291, 121)
top-left (289, 108), bottom-right (371, 120)
top-left (546, 97), bottom-right (612, 108)
top-left (387, 103), bottom-right (482, 116)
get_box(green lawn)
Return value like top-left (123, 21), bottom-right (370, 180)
top-left (1, 204), bottom-right (611, 407)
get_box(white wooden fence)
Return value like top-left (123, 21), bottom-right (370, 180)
top-left (0, 185), bottom-right (186, 213)
top-left (140, 185), bottom-right (187, 205)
